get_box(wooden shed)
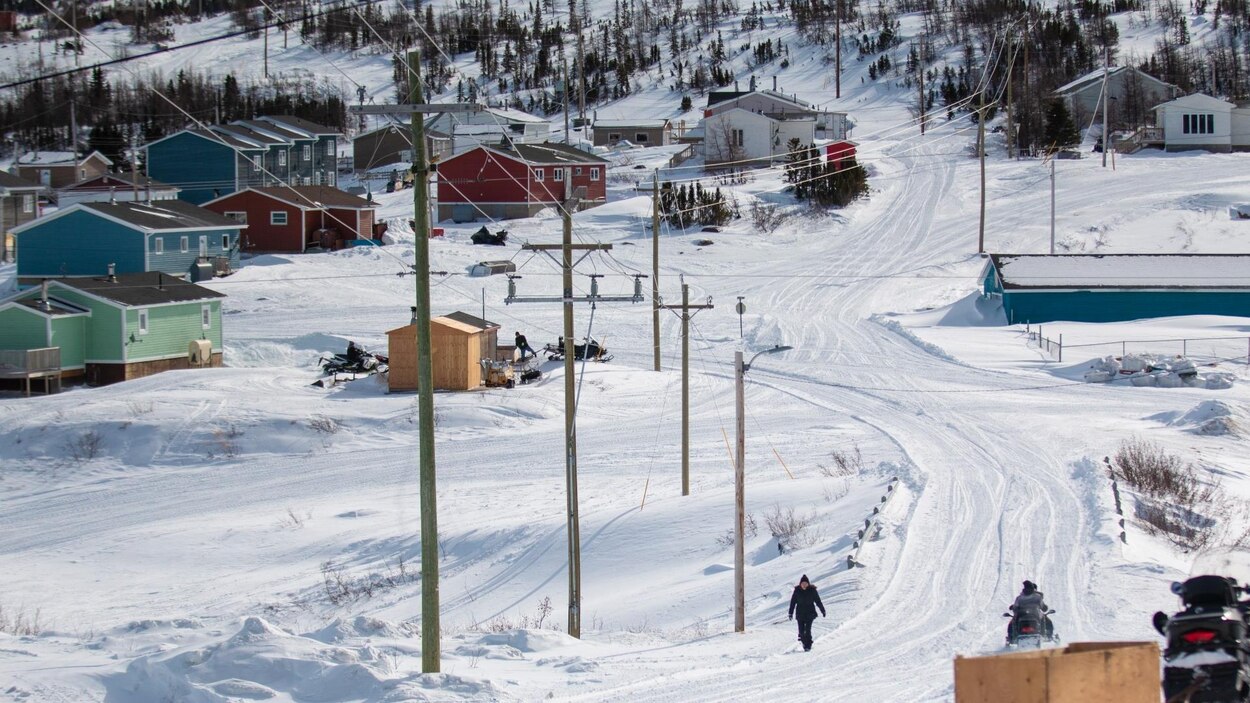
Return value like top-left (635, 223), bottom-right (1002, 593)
top-left (386, 316), bottom-right (483, 392)
top-left (954, 641), bottom-right (1159, 703)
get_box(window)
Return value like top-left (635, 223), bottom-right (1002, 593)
top-left (535, 168), bottom-right (545, 181)
top-left (590, 167), bottom-right (600, 181)
top-left (202, 304), bottom-right (212, 330)
top-left (732, 129), bottom-right (745, 147)
top-left (271, 211), bottom-right (288, 225)
top-left (635, 132), bottom-right (649, 143)
top-left (180, 236), bottom-right (189, 253)
top-left (575, 167), bottom-right (583, 176)
top-left (326, 141), bottom-right (334, 156)
top-left (554, 168), bottom-right (565, 182)
top-left (222, 234), bottom-right (230, 250)
top-left (22, 194), bottom-right (33, 213)
top-left (154, 237), bottom-right (164, 254)
top-left (608, 132), bottom-right (621, 142)
top-left (303, 177), bottom-right (311, 186)
top-left (328, 171), bottom-right (335, 186)
top-left (1182, 113), bottom-right (1215, 135)
top-left (224, 211), bottom-right (247, 224)
top-left (278, 151), bottom-right (287, 166)
top-left (314, 172), bottom-right (322, 185)
top-left (138, 309), bottom-right (148, 335)
top-left (199, 235), bottom-right (208, 257)
top-left (303, 145), bottom-right (311, 161)
top-left (252, 156), bottom-right (261, 172)
top-left (80, 168), bottom-right (87, 179)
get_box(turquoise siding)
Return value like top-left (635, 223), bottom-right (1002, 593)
top-left (148, 230), bottom-right (240, 274)
top-left (999, 290), bottom-right (1250, 324)
top-left (0, 306), bottom-right (47, 349)
top-left (50, 288), bottom-right (124, 361)
top-left (16, 210), bottom-right (145, 277)
top-left (125, 300), bottom-right (222, 361)
top-left (49, 316), bottom-right (86, 368)
top-left (148, 132), bottom-right (237, 205)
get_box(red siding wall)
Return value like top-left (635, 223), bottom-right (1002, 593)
top-left (438, 148), bottom-right (607, 205)
top-left (204, 191), bottom-right (303, 252)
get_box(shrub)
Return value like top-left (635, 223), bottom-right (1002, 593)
top-left (763, 504), bottom-right (823, 550)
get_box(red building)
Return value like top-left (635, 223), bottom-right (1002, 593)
top-left (825, 140), bottom-right (859, 169)
top-left (203, 186), bottom-right (377, 253)
top-left (436, 143), bottom-right (609, 222)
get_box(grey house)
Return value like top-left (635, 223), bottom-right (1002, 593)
top-left (1054, 66), bottom-right (1181, 131)
top-left (1, 171), bottom-right (45, 263)
top-left (592, 119), bottom-right (671, 146)
top-left (352, 122), bottom-right (451, 172)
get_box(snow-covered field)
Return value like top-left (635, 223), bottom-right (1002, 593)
top-left (4, 2), bottom-right (1250, 700)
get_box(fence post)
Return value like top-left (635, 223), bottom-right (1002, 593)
top-left (1058, 334), bottom-right (1063, 363)
top-left (1122, 340), bottom-right (1126, 357)
top-left (1183, 339), bottom-right (1187, 357)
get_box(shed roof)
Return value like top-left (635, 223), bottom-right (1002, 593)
top-left (986, 254), bottom-right (1250, 289)
top-left (217, 186), bottom-right (375, 210)
top-left (0, 171), bottom-right (44, 192)
top-left (80, 200), bottom-right (244, 230)
top-left (388, 317), bottom-right (482, 336)
top-left (61, 173), bottom-right (177, 192)
top-left (16, 150), bottom-right (113, 167)
top-left (51, 271), bottom-right (225, 306)
top-left (442, 311), bottom-right (500, 330)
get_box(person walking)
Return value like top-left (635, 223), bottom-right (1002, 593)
top-left (515, 331), bottom-right (537, 360)
top-left (788, 574), bottom-right (826, 652)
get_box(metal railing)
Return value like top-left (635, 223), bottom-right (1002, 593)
top-left (1028, 326), bottom-right (1250, 365)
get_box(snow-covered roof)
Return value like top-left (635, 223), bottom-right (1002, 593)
top-left (1153, 92), bottom-right (1235, 112)
top-left (987, 254), bottom-right (1250, 289)
top-left (16, 150), bottom-right (113, 167)
top-left (483, 107), bottom-right (549, 124)
top-left (1054, 66), bottom-right (1177, 97)
top-left (593, 119), bottom-right (669, 129)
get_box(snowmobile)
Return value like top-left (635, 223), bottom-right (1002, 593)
top-left (1003, 606), bottom-right (1059, 649)
top-left (1155, 553), bottom-right (1250, 703)
top-left (315, 341), bottom-right (388, 385)
top-left (544, 336), bottom-right (612, 362)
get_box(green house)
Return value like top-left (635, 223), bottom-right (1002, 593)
top-left (0, 272), bottom-right (225, 387)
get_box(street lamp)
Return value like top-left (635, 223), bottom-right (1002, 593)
top-left (735, 344), bottom-right (792, 633)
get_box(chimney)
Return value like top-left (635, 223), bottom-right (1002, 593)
top-left (146, 183), bottom-right (152, 205)
top-left (107, 263), bottom-right (116, 282)
top-left (410, 306), bottom-right (418, 324)
top-left (109, 186), bottom-right (116, 204)
top-left (158, 272), bottom-right (164, 290)
top-left (773, 76), bottom-right (778, 91)
top-left (39, 279), bottom-right (49, 310)
top-left (734, 79), bottom-right (739, 91)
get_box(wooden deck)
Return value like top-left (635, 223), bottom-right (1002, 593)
top-left (0, 348), bottom-right (62, 396)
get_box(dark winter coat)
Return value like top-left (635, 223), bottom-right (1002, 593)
top-left (515, 334), bottom-right (530, 348)
top-left (1011, 590), bottom-right (1046, 618)
top-left (789, 584), bottom-right (826, 620)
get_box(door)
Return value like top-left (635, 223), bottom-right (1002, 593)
top-left (39, 169), bottom-right (51, 186)
top-left (199, 235), bottom-right (208, 257)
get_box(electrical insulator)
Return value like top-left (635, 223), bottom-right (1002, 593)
top-left (506, 276), bottom-right (518, 303)
top-left (633, 275), bottom-right (644, 301)
top-left (589, 275), bottom-right (600, 298)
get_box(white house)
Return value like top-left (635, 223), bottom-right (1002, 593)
top-left (1152, 93), bottom-right (1250, 152)
top-left (700, 90), bottom-right (850, 164)
top-left (57, 174), bottom-right (181, 206)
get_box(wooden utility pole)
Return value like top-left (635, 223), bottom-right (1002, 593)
top-left (834, 0), bottom-right (842, 99)
top-left (652, 173), bottom-right (661, 372)
top-left (263, 21), bottom-right (269, 78)
top-left (659, 282), bottom-right (713, 495)
top-left (563, 60), bottom-right (571, 144)
top-left (918, 43), bottom-right (925, 135)
top-left (1049, 156), bottom-right (1056, 255)
top-left (408, 50), bottom-right (440, 675)
top-left (977, 90), bottom-right (987, 254)
top-left (1101, 47), bottom-right (1109, 168)
top-left (1006, 39), bottom-right (1014, 158)
top-left (734, 350), bottom-right (746, 633)
top-left (577, 32), bottom-right (587, 140)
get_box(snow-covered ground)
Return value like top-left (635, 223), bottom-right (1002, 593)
top-left (4, 3), bottom-right (1250, 701)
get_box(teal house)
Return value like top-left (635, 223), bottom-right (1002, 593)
top-left (982, 254), bottom-right (1250, 323)
top-left (11, 200), bottom-right (242, 281)
top-left (0, 272), bottom-right (224, 386)
top-left (146, 116), bottom-right (341, 205)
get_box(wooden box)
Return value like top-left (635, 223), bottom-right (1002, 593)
top-left (954, 642), bottom-right (1160, 703)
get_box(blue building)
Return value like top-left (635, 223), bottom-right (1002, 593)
top-left (145, 116), bottom-right (341, 205)
top-left (981, 254), bottom-right (1250, 324)
top-left (10, 200), bottom-right (243, 281)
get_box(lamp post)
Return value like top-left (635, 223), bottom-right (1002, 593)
top-left (735, 344), bottom-right (792, 633)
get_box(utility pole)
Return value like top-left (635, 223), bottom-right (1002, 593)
top-left (1101, 46), bottom-right (1109, 168)
top-left (1006, 38), bottom-right (1014, 159)
top-left (563, 60), bottom-right (571, 144)
top-left (659, 282), bottom-right (713, 496)
top-left (1049, 156), bottom-right (1056, 255)
top-left (577, 32), bottom-right (587, 140)
top-left (69, 100), bottom-right (79, 160)
top-left (263, 18), bottom-right (269, 79)
top-left (508, 236), bottom-right (643, 637)
top-left (131, 134), bottom-right (140, 200)
top-left (918, 42), bottom-right (925, 136)
top-left (734, 350), bottom-right (745, 633)
top-left (349, 70), bottom-right (485, 679)
top-left (652, 173), bottom-right (661, 372)
top-left (977, 90), bottom-right (987, 254)
top-left (834, 0), bottom-right (842, 99)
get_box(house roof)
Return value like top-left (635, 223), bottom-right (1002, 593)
top-left (1054, 66), bottom-right (1178, 97)
top-left (16, 150), bottom-right (114, 167)
top-left (256, 115), bottom-right (341, 137)
top-left (442, 311), bottom-right (499, 330)
top-left (707, 89), bottom-right (816, 111)
top-left (506, 142), bottom-right (609, 164)
top-left (60, 173), bottom-right (177, 192)
top-left (51, 271), bottom-right (225, 306)
top-left (147, 128), bottom-right (263, 152)
top-left (1153, 92), bottom-right (1236, 112)
top-left (986, 254), bottom-right (1250, 289)
top-left (6, 296), bottom-right (90, 317)
top-left (593, 118), bottom-right (670, 129)
top-left (482, 107), bottom-right (549, 124)
top-left (215, 123), bottom-right (289, 146)
top-left (0, 171), bottom-right (44, 193)
top-left (79, 200), bottom-right (244, 231)
top-left (389, 317), bottom-right (481, 336)
top-left (211, 186), bottom-right (375, 210)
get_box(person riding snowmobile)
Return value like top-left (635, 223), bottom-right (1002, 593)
top-left (1006, 580), bottom-right (1054, 643)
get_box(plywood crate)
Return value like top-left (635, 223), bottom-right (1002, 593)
top-left (954, 642), bottom-right (1160, 703)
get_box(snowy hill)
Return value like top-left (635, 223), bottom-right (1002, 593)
top-left (4, 1), bottom-right (1250, 701)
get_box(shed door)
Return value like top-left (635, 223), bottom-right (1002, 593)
top-left (199, 235), bottom-right (208, 257)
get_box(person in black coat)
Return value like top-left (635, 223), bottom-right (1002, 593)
top-left (788, 574), bottom-right (826, 651)
top-left (515, 331), bottom-right (537, 360)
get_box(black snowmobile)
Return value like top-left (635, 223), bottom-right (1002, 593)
top-left (1155, 567), bottom-right (1250, 703)
top-left (315, 341), bottom-right (388, 385)
top-left (1003, 605), bottom-right (1059, 649)
top-left (544, 336), bottom-right (612, 362)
